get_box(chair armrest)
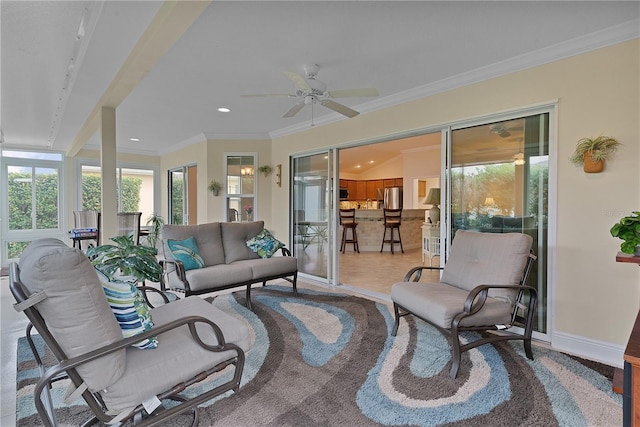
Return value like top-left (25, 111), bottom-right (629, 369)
top-left (403, 266), bottom-right (444, 282)
top-left (159, 259), bottom-right (188, 291)
top-left (281, 247), bottom-right (292, 256)
top-left (455, 284), bottom-right (538, 324)
top-left (137, 285), bottom-right (170, 308)
top-left (36, 314), bottom-right (241, 398)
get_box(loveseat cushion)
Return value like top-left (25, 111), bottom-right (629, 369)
top-left (167, 236), bottom-right (205, 271)
top-left (181, 264), bottom-right (255, 292)
top-left (100, 296), bottom-right (252, 413)
top-left (391, 281), bottom-right (513, 329)
top-left (163, 223), bottom-right (225, 267)
top-left (231, 257), bottom-right (298, 281)
top-left (221, 221), bottom-right (264, 263)
top-left (440, 230), bottom-right (532, 301)
top-left (18, 238), bottom-right (125, 392)
top-left (246, 229), bottom-right (285, 258)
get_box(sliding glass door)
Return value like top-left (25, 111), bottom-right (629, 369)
top-left (291, 152), bottom-right (334, 281)
top-left (447, 112), bottom-right (550, 337)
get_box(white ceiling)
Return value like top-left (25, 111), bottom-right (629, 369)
top-left (2, 1), bottom-right (639, 159)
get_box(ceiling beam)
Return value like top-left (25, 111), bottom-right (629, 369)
top-left (66, 0), bottom-right (211, 157)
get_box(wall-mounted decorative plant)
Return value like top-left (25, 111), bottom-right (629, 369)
top-left (570, 135), bottom-right (621, 173)
top-left (208, 180), bottom-right (222, 196)
top-left (258, 165), bottom-right (273, 177)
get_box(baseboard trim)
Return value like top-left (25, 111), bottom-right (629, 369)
top-left (552, 331), bottom-right (625, 369)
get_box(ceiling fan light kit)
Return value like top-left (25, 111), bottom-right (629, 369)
top-left (242, 63), bottom-right (378, 123)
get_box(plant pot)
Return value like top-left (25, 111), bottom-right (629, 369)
top-left (211, 189), bottom-right (219, 196)
top-left (583, 152), bottom-right (604, 173)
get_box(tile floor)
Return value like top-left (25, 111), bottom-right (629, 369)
top-left (0, 248), bottom-right (440, 426)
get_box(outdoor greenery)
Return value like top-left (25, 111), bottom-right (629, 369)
top-left (7, 172), bottom-right (59, 230)
top-left (82, 174), bottom-right (142, 211)
top-left (171, 175), bottom-right (184, 224)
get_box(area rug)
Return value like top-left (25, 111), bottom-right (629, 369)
top-left (17, 285), bottom-right (622, 426)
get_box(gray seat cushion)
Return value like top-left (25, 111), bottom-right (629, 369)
top-left (183, 264), bottom-right (255, 292)
top-left (391, 281), bottom-right (513, 329)
top-left (100, 296), bottom-right (251, 413)
top-left (231, 257), bottom-right (298, 280)
top-left (18, 239), bottom-right (125, 392)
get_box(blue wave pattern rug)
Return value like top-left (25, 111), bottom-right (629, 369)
top-left (17, 285), bottom-right (622, 426)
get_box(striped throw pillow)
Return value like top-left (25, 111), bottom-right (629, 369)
top-left (101, 279), bottom-right (158, 349)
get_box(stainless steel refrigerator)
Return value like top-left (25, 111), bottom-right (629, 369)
top-left (383, 187), bottom-right (403, 210)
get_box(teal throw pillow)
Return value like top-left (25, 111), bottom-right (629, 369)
top-left (246, 229), bottom-right (285, 258)
top-left (167, 237), bottom-right (205, 271)
top-left (101, 279), bottom-right (158, 349)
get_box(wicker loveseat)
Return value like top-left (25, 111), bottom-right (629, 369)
top-left (160, 221), bottom-right (298, 310)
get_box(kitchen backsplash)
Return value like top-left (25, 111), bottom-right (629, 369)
top-left (339, 200), bottom-right (380, 210)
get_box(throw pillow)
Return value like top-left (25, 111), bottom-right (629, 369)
top-left (101, 279), bottom-right (158, 349)
top-left (167, 237), bottom-right (205, 271)
top-left (246, 229), bottom-right (285, 258)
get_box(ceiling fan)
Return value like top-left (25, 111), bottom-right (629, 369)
top-left (241, 64), bottom-right (378, 121)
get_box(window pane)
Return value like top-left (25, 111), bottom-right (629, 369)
top-left (35, 167), bottom-right (59, 229)
top-left (170, 170), bottom-right (184, 224)
top-left (2, 150), bottom-right (63, 161)
top-left (82, 165), bottom-right (102, 211)
top-left (8, 166), bottom-right (33, 230)
top-left (7, 241), bottom-right (30, 259)
top-left (226, 155), bottom-right (255, 222)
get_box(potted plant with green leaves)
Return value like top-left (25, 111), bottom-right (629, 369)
top-left (145, 212), bottom-right (164, 249)
top-left (570, 135), bottom-right (621, 173)
top-left (208, 180), bottom-right (222, 196)
top-left (610, 211), bottom-right (640, 256)
top-left (87, 233), bottom-right (162, 283)
top-left (258, 165), bottom-right (272, 177)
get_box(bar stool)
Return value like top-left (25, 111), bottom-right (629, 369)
top-left (380, 208), bottom-right (404, 254)
top-left (339, 209), bottom-right (359, 254)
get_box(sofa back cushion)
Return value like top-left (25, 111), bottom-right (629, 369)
top-left (440, 230), bottom-right (532, 301)
top-left (221, 221), bottom-right (264, 263)
top-left (162, 222), bottom-right (225, 267)
top-left (19, 238), bottom-right (126, 391)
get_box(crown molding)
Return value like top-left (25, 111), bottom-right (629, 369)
top-left (202, 132), bottom-right (271, 141)
top-left (271, 19), bottom-right (640, 140)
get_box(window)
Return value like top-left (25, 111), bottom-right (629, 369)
top-left (77, 161), bottom-right (158, 223)
top-left (2, 149), bottom-right (64, 263)
top-left (225, 154), bottom-right (256, 222)
top-left (168, 165), bottom-right (197, 225)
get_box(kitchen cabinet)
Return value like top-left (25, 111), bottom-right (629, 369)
top-left (347, 180), bottom-right (357, 200)
top-left (383, 179), bottom-right (396, 188)
top-left (395, 178), bottom-right (404, 187)
top-left (356, 181), bottom-right (367, 200)
top-left (366, 181), bottom-right (380, 199)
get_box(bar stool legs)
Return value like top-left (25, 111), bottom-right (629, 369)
top-left (380, 224), bottom-right (403, 254)
top-left (340, 223), bottom-right (359, 254)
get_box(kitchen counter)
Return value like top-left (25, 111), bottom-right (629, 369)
top-left (345, 209), bottom-right (426, 251)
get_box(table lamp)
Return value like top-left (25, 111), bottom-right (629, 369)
top-left (424, 188), bottom-right (441, 224)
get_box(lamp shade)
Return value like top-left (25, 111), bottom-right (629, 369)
top-left (424, 188), bottom-right (440, 206)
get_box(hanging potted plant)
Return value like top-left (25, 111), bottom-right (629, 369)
top-left (208, 180), bottom-right (222, 196)
top-left (611, 211), bottom-right (640, 256)
top-left (570, 136), bottom-right (621, 173)
top-left (258, 165), bottom-right (273, 177)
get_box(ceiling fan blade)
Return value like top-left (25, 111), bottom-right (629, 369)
top-left (241, 93), bottom-right (293, 98)
top-left (328, 88), bottom-right (379, 98)
top-left (285, 71), bottom-right (312, 92)
top-left (320, 99), bottom-right (359, 118)
top-left (283, 101), bottom-right (306, 118)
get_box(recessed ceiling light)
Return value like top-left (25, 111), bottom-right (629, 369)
top-left (368, 160), bottom-right (375, 164)
top-left (217, 107), bottom-right (231, 113)
top-left (129, 138), bottom-right (140, 142)
top-left (355, 165), bottom-right (361, 168)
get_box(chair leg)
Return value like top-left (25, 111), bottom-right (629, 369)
top-left (397, 227), bottom-right (404, 253)
top-left (449, 334), bottom-right (462, 379)
top-left (391, 303), bottom-right (401, 336)
top-left (380, 227), bottom-right (387, 252)
top-left (524, 338), bottom-right (534, 360)
top-left (353, 227), bottom-right (360, 253)
top-left (245, 285), bottom-right (253, 312)
top-left (340, 227), bottom-right (346, 254)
